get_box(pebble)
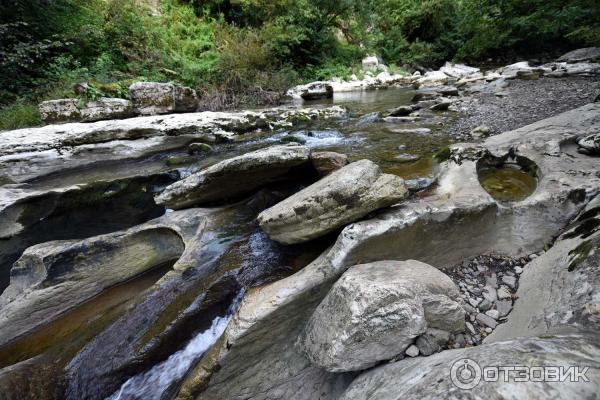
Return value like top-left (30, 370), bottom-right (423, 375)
top-left (482, 286), bottom-right (498, 302)
top-left (485, 327), bottom-right (493, 333)
top-left (468, 297), bottom-right (482, 308)
top-left (485, 309), bottom-right (500, 320)
top-left (497, 285), bottom-right (512, 300)
top-left (496, 299), bottom-right (513, 317)
top-left (466, 322), bottom-right (476, 335)
top-left (405, 345), bottom-right (420, 357)
top-left (514, 266), bottom-right (523, 274)
top-left (502, 275), bottom-right (517, 289)
top-left (479, 299), bottom-right (492, 311)
top-left (476, 313), bottom-right (498, 329)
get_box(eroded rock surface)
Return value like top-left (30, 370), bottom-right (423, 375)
top-left (297, 260), bottom-right (464, 372)
top-left (258, 160), bottom-right (408, 244)
top-left (156, 144), bottom-right (312, 209)
top-left (340, 333), bottom-right (600, 400)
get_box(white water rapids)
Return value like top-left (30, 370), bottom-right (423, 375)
top-left (107, 292), bottom-right (244, 400)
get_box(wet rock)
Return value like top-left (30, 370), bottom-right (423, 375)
top-left (389, 105), bottom-right (416, 117)
top-left (297, 260), bottom-right (464, 372)
top-left (155, 144), bottom-right (311, 209)
top-left (405, 177), bottom-right (435, 192)
top-left (340, 334), bottom-right (600, 400)
top-left (395, 153), bottom-right (421, 163)
top-left (258, 160), bottom-right (408, 244)
top-left (558, 47), bottom-right (600, 63)
top-left (389, 128), bottom-right (432, 135)
top-left (0, 220), bottom-right (186, 349)
top-left (300, 83), bottom-right (334, 100)
top-left (430, 98), bottom-right (453, 111)
top-left (310, 151), bottom-right (349, 177)
top-left (39, 99), bottom-right (81, 124)
top-left (0, 106), bottom-right (346, 183)
top-left (187, 142), bottom-right (214, 155)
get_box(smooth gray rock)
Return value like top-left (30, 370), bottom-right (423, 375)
top-left (404, 345), bottom-right (419, 357)
top-left (340, 334), bottom-right (600, 400)
top-left (156, 144), bottom-right (311, 209)
top-left (258, 160), bottom-right (408, 244)
top-left (297, 260), bottom-right (464, 372)
top-left (578, 133), bottom-right (600, 155)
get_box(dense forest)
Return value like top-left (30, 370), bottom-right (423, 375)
top-left (1, 0), bottom-right (599, 129)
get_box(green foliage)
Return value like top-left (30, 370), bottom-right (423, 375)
top-left (0, 103), bottom-right (41, 131)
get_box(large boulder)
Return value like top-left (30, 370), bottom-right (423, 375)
top-left (340, 333), bottom-right (600, 400)
top-left (558, 47), bottom-right (600, 63)
top-left (129, 82), bottom-right (198, 115)
top-left (39, 99), bottom-right (81, 124)
top-left (155, 144), bottom-right (311, 209)
top-left (80, 97), bottom-right (134, 122)
top-left (257, 160), bottom-right (408, 244)
top-left (300, 82), bottom-right (334, 101)
top-left (297, 260), bottom-right (465, 372)
top-left (362, 56), bottom-right (380, 71)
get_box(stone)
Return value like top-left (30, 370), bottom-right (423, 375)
top-left (389, 128), bottom-right (432, 135)
top-left (155, 144), bottom-right (311, 209)
top-left (430, 98), bottom-right (453, 111)
top-left (482, 286), bottom-right (497, 302)
top-left (578, 133), bottom-right (600, 155)
top-left (257, 160), bottom-right (408, 244)
top-left (129, 82), bottom-right (176, 115)
top-left (173, 86), bottom-right (199, 112)
top-left (558, 47), bottom-right (600, 63)
top-left (310, 151), bottom-right (349, 177)
top-left (501, 275), bottom-right (517, 289)
top-left (38, 99), bottom-right (81, 123)
top-left (468, 298), bottom-right (481, 308)
top-left (439, 62), bottom-right (480, 79)
top-left (415, 328), bottom-right (450, 356)
top-left (341, 334), bottom-right (600, 400)
top-left (0, 215), bottom-right (190, 348)
top-left (80, 97), bottom-right (134, 122)
top-left (476, 313), bottom-right (498, 329)
top-left (485, 309), bottom-right (500, 320)
top-left (389, 105), bottom-right (416, 117)
top-left (300, 82), bottom-right (334, 101)
top-left (0, 105), bottom-right (346, 183)
top-left (395, 153), bottom-right (421, 163)
top-left (416, 71), bottom-right (450, 88)
top-left (470, 125), bottom-right (491, 139)
top-left (362, 56), bottom-right (380, 71)
top-left (497, 286), bottom-right (512, 300)
top-left (478, 299), bottom-right (492, 311)
top-left (495, 299), bottom-right (512, 317)
top-left (187, 142), bottom-right (214, 155)
top-left (404, 345), bottom-right (419, 358)
top-left (296, 260), bottom-right (464, 372)
top-left (516, 70), bottom-right (540, 80)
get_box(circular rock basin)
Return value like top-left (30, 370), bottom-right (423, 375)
top-left (478, 164), bottom-right (537, 202)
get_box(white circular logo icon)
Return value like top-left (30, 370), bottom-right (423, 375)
top-left (451, 358), bottom-right (482, 390)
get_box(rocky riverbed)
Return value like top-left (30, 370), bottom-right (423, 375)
top-left (1, 49), bottom-right (600, 400)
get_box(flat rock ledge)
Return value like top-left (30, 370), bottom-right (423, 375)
top-left (0, 105), bottom-right (347, 183)
top-left (257, 160), bottom-right (408, 244)
top-left (155, 144), bottom-right (312, 209)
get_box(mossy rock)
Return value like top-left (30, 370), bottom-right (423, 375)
top-left (188, 143), bottom-right (214, 155)
top-left (165, 155), bottom-right (195, 167)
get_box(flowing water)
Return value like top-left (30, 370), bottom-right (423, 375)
top-left (107, 291), bottom-right (245, 400)
top-left (0, 87), bottom-right (459, 400)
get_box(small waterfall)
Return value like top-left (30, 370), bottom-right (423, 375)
top-left (107, 291), bottom-right (245, 400)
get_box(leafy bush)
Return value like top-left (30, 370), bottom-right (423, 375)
top-left (0, 103), bottom-right (41, 131)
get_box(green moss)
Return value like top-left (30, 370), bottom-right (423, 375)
top-left (568, 240), bottom-right (595, 271)
top-left (165, 155), bottom-right (194, 167)
top-left (433, 146), bottom-right (452, 162)
top-left (0, 103), bottom-right (42, 131)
